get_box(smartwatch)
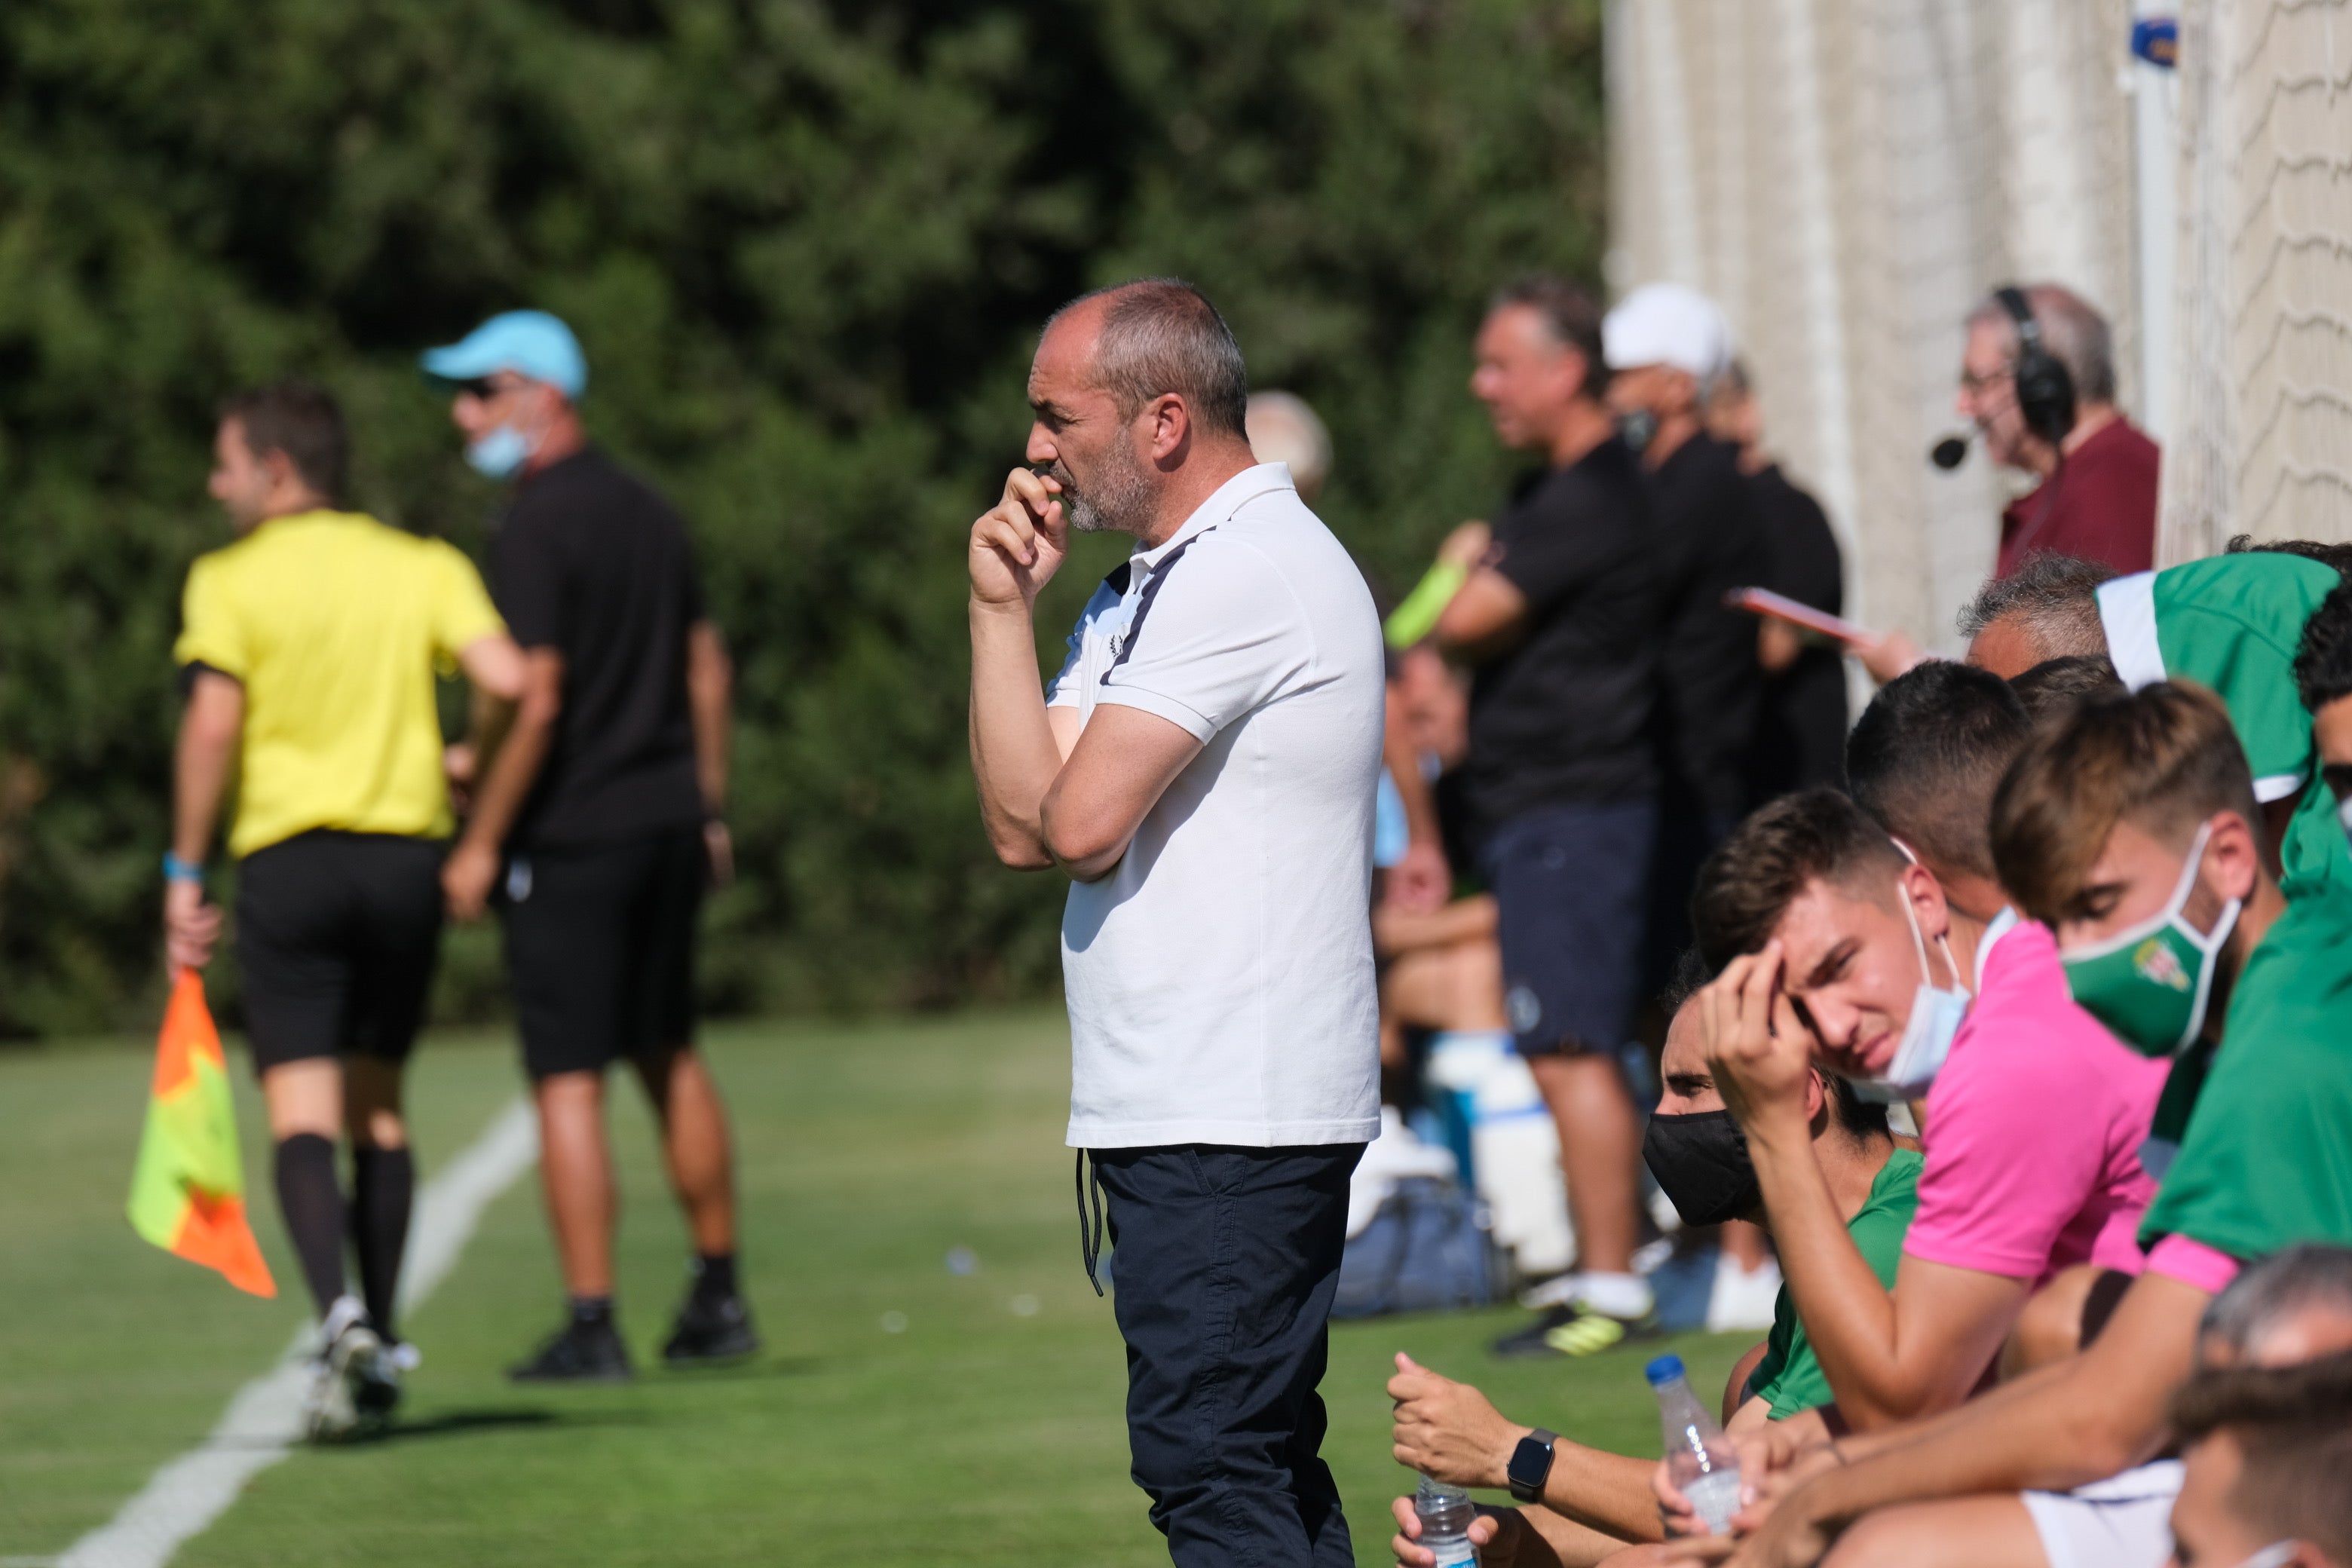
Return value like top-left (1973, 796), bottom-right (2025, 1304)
top-left (1506, 1428), bottom-right (1558, 1503)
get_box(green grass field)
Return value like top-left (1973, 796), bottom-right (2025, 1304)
top-left (1, 1009), bottom-right (1748, 1566)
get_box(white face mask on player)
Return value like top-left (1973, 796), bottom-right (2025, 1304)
top-left (1853, 860), bottom-right (1971, 1103)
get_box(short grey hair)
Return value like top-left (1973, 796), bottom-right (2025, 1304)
top-left (2203, 1245), bottom-right (2352, 1358)
top-left (1966, 283), bottom-right (2118, 407)
top-left (1956, 553), bottom-right (2118, 656)
top-left (1046, 277), bottom-right (1249, 439)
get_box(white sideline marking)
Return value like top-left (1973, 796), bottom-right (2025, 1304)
top-left (57, 1100), bottom-right (540, 1568)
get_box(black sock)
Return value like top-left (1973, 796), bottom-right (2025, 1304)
top-left (351, 1146), bottom-right (414, 1342)
top-left (273, 1134), bottom-right (348, 1319)
top-left (692, 1252), bottom-right (737, 1302)
top-left (570, 1295), bottom-right (614, 1329)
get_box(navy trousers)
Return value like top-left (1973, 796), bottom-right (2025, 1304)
top-left (1088, 1143), bottom-right (1364, 1568)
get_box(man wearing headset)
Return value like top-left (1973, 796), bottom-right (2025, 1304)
top-left (1953, 283), bottom-right (2159, 579)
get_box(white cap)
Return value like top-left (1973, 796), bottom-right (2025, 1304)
top-left (1603, 283), bottom-right (1732, 379)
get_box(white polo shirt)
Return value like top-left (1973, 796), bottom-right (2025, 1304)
top-left (1046, 463), bottom-right (1384, 1149)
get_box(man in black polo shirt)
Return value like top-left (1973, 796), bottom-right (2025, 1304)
top-left (1420, 275), bottom-right (1664, 1354)
top-left (1601, 285), bottom-right (1769, 988)
top-left (1706, 360), bottom-right (1848, 801)
top-left (422, 311), bottom-right (755, 1380)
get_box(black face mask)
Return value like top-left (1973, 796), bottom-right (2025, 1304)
top-left (1617, 408), bottom-right (1659, 457)
top-left (1643, 1110), bottom-right (1762, 1228)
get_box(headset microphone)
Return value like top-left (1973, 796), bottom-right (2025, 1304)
top-left (1930, 433), bottom-right (1971, 470)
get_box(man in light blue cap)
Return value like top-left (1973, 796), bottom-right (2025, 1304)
top-left (420, 311), bottom-right (755, 1380)
top-left (419, 310), bottom-right (590, 477)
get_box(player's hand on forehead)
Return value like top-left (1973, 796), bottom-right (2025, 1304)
top-left (1698, 942), bottom-right (1818, 1132)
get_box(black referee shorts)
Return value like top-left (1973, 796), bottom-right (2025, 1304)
top-left (498, 825), bottom-right (705, 1080)
top-left (235, 830), bottom-right (446, 1077)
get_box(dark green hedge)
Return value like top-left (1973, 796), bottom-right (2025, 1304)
top-left (0, 0), bottom-right (1604, 1037)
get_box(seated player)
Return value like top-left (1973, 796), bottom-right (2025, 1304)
top-left (2292, 577), bottom-right (2352, 854)
top-left (1692, 669), bottom-right (2165, 1432)
top-left (2167, 1355), bottom-right (2352, 1568)
top-left (1958, 547), bottom-right (2343, 888)
top-left (2166, 1273), bottom-right (2352, 1568)
top-left (1384, 978), bottom-right (1918, 1568)
top-left (1716, 684), bottom-right (2352, 1568)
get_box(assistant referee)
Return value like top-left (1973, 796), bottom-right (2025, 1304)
top-left (167, 381), bottom-right (525, 1438)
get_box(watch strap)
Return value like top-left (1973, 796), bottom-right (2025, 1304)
top-left (1506, 1428), bottom-right (1559, 1503)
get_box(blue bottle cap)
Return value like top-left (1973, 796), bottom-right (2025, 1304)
top-left (1644, 1354), bottom-right (1686, 1386)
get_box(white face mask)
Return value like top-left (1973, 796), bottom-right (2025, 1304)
top-left (1854, 878), bottom-right (1971, 1102)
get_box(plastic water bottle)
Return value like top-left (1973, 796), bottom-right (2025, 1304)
top-left (1413, 1474), bottom-right (1479, 1567)
top-left (1647, 1353), bottom-right (1742, 1535)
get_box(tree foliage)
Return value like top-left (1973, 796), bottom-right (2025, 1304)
top-left (0, 0), bottom-right (1604, 1037)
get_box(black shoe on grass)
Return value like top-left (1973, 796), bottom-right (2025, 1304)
top-left (508, 1317), bottom-right (633, 1383)
top-left (663, 1288), bottom-right (760, 1366)
top-left (1491, 1302), bottom-right (1658, 1359)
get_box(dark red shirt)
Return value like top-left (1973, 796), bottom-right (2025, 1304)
top-left (1997, 416), bottom-right (2160, 577)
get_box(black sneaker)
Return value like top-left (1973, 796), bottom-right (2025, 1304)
top-left (1491, 1302), bottom-right (1659, 1359)
top-left (508, 1317), bottom-right (633, 1383)
top-left (663, 1288), bottom-right (760, 1365)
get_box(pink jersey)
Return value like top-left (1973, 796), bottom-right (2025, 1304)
top-left (1902, 913), bottom-right (2170, 1285)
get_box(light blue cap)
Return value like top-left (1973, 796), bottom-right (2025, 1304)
top-left (419, 310), bottom-right (587, 399)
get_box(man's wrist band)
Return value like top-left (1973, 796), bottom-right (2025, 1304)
top-left (1383, 560), bottom-right (1468, 649)
top-left (162, 853), bottom-right (206, 885)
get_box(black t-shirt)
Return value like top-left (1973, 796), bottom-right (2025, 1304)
top-left (491, 448), bottom-right (708, 847)
top-left (1744, 464), bottom-right (1848, 804)
top-left (1646, 433), bottom-right (1769, 822)
top-left (1462, 436), bottom-right (1661, 836)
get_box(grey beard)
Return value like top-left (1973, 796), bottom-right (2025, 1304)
top-left (1055, 452), bottom-right (1155, 536)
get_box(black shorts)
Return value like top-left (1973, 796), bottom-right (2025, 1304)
top-left (499, 826), bottom-right (704, 1079)
top-left (1478, 800), bottom-right (1657, 1058)
top-left (235, 831), bottom-right (446, 1077)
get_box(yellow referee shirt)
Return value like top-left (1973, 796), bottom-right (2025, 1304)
top-left (174, 510), bottom-right (506, 858)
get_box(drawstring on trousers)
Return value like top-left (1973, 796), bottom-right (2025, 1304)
top-left (1075, 1149), bottom-right (1107, 1297)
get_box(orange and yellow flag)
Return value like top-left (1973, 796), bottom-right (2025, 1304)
top-left (127, 970), bottom-right (275, 1297)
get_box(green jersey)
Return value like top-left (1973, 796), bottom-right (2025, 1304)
top-left (1750, 1148), bottom-right (1922, 1419)
top-left (2139, 873), bottom-right (2352, 1259)
top-left (2097, 553), bottom-right (2345, 893)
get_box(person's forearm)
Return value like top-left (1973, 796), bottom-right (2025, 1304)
top-left (172, 676), bottom-right (244, 865)
top-left (172, 722), bottom-right (235, 865)
top-left (1372, 894), bottom-right (1497, 957)
top-left (1383, 716), bottom-right (1444, 851)
top-left (465, 684), bottom-right (516, 770)
top-left (461, 710), bottom-right (553, 855)
top-left (1538, 1441), bottom-right (1670, 1543)
top-left (1784, 1357), bottom-right (2151, 1533)
top-left (1742, 1118), bottom-right (1916, 1427)
top-left (969, 598), bottom-right (1064, 868)
top-left (687, 624), bottom-right (731, 815)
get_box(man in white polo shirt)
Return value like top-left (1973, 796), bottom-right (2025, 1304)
top-left (967, 277), bottom-right (1384, 1568)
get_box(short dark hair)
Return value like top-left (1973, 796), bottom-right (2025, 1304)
top-left (1490, 274), bottom-right (1609, 397)
top-left (2295, 580), bottom-right (2352, 715)
top-left (1990, 682), bottom-right (2260, 926)
top-left (2009, 654), bottom-right (2125, 726)
top-left (1846, 662), bottom-right (2031, 883)
top-left (219, 380), bottom-right (348, 501)
top-left (1691, 789), bottom-right (1909, 969)
top-left (1826, 1076), bottom-right (1891, 1141)
top-left (1956, 554), bottom-right (2117, 656)
top-left (1049, 277), bottom-right (1249, 439)
top-left (2226, 533), bottom-right (2352, 579)
top-left (2169, 1349), bottom-right (2352, 1566)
